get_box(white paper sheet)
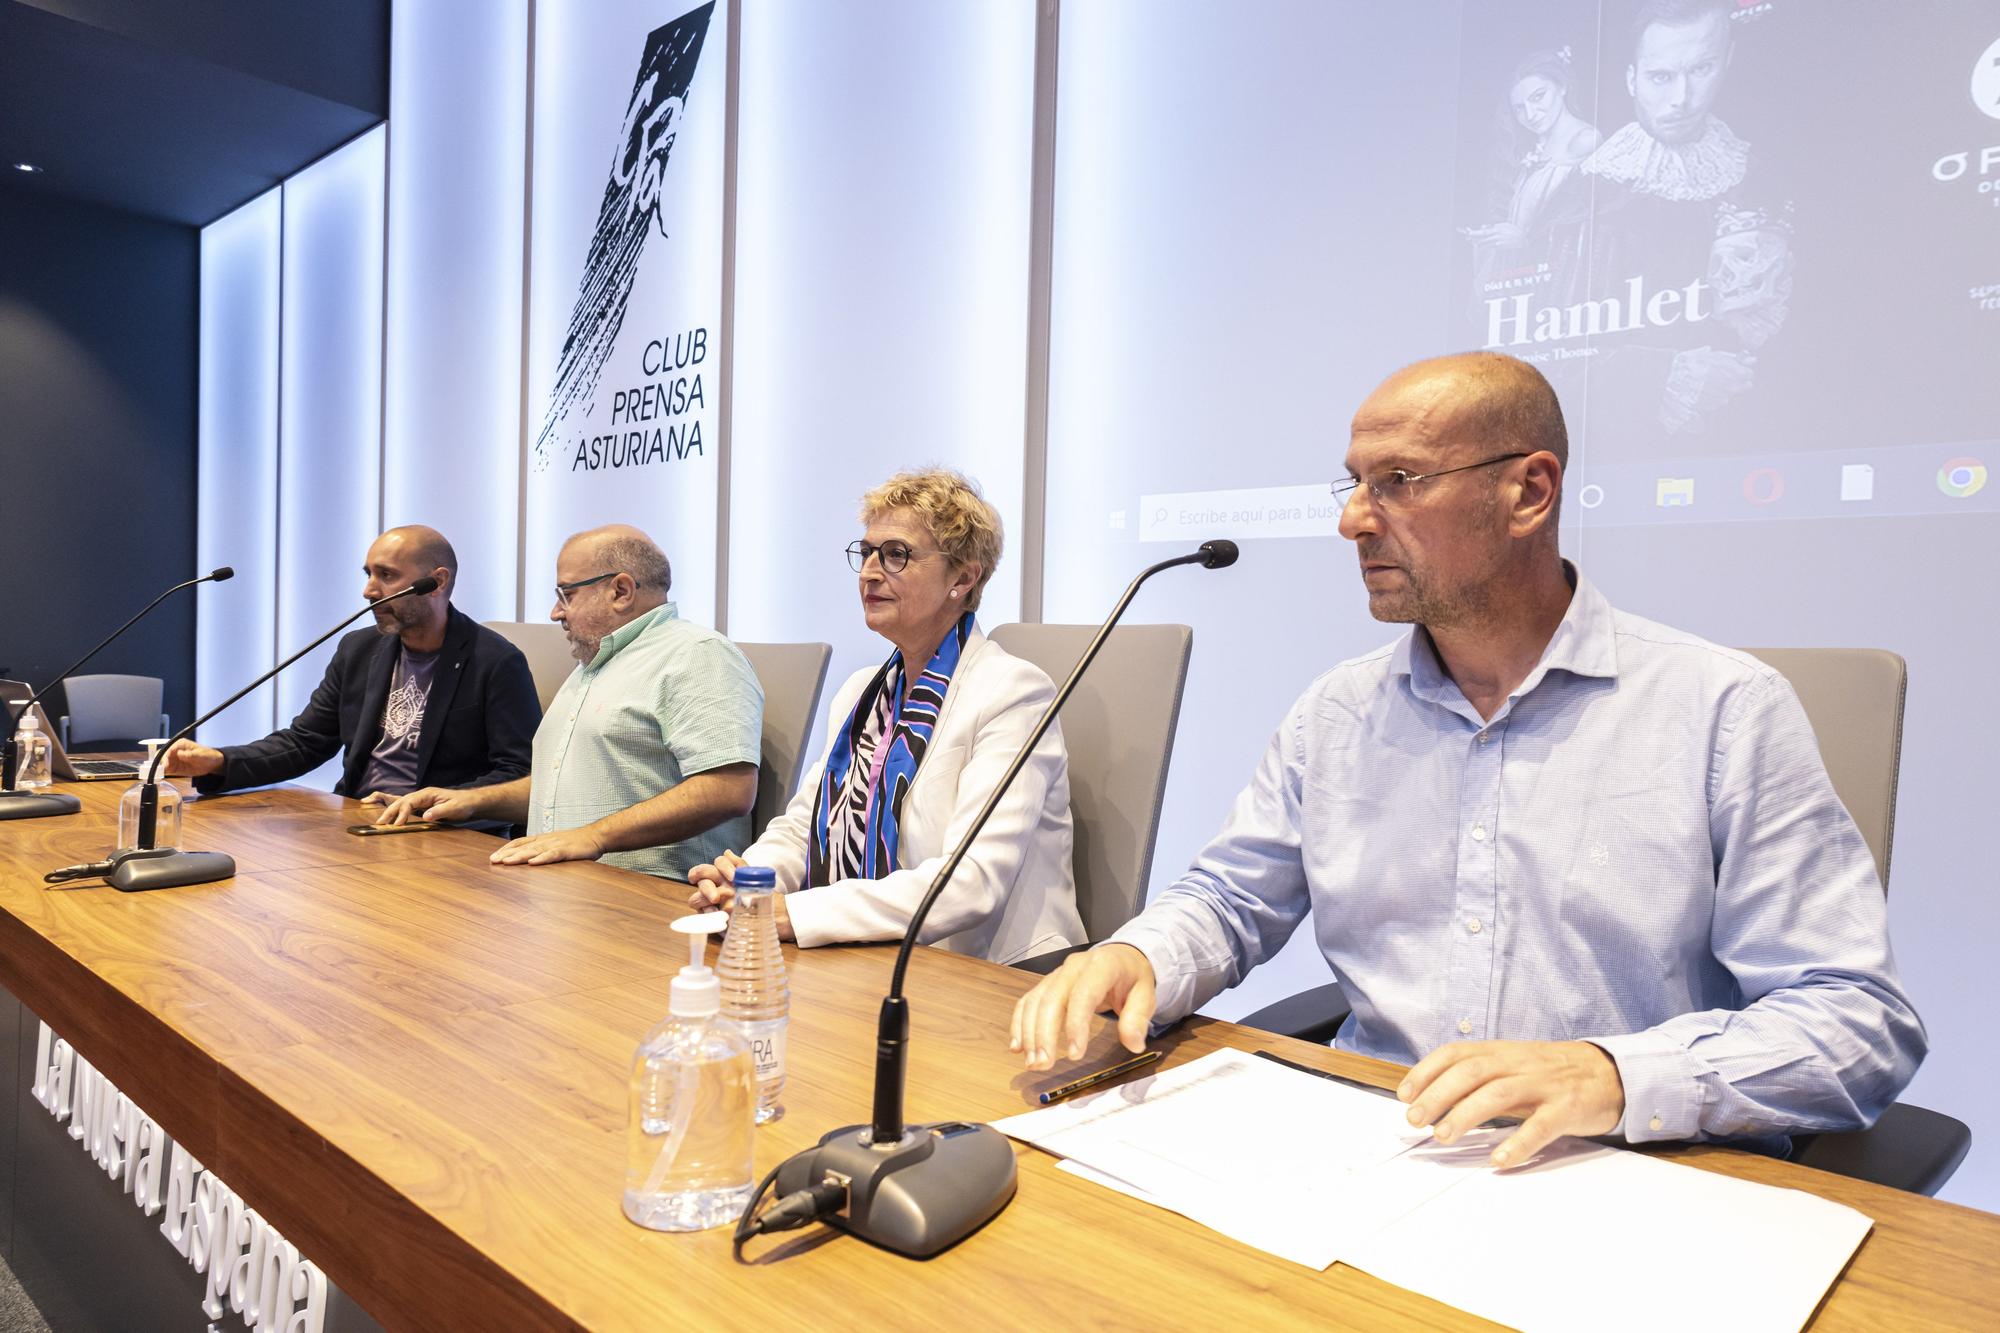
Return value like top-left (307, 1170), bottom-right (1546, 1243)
top-left (1000, 1049), bottom-right (1874, 1333)
top-left (996, 1049), bottom-right (1448, 1269)
top-left (1340, 1129), bottom-right (1873, 1333)
top-left (1051, 1155), bottom-right (1468, 1271)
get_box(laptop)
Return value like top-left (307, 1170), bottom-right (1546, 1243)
top-left (1, 680), bottom-right (146, 781)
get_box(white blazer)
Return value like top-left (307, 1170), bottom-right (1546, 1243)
top-left (743, 629), bottom-right (1085, 965)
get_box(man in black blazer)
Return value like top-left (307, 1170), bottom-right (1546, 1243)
top-left (162, 526), bottom-right (540, 798)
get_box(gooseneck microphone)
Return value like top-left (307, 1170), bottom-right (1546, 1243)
top-left (738, 540), bottom-right (1239, 1259)
top-left (0, 567), bottom-right (235, 820)
top-left (1195, 539), bottom-right (1240, 570)
top-left (96, 577), bottom-right (439, 893)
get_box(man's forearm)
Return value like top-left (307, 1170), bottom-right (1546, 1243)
top-left (587, 767), bottom-right (755, 855)
top-left (464, 776), bottom-right (532, 823)
top-left (202, 729), bottom-right (332, 793)
top-left (1589, 976), bottom-right (1926, 1143)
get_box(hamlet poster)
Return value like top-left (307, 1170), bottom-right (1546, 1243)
top-left (1449, 1), bottom-right (1998, 490)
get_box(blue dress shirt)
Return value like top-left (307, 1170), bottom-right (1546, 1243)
top-left (1111, 569), bottom-right (1925, 1144)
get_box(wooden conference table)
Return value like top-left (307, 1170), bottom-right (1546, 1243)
top-left (1, 783), bottom-right (1996, 1331)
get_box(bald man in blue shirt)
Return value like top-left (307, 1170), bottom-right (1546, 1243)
top-left (1012, 352), bottom-right (1924, 1167)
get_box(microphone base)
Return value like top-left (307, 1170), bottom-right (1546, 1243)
top-left (773, 1121), bottom-right (1016, 1258)
top-left (0, 790), bottom-right (82, 821)
top-left (108, 850), bottom-right (235, 893)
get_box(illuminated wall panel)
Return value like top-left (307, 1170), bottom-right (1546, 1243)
top-left (277, 127), bottom-right (387, 787)
top-left (382, 0), bottom-right (530, 623)
top-left (196, 188), bottom-right (282, 746)
top-left (728, 0), bottom-right (1036, 701)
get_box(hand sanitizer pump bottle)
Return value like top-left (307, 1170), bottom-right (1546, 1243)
top-left (623, 914), bottom-right (758, 1231)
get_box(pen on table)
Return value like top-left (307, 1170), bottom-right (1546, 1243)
top-left (1037, 1049), bottom-right (1164, 1104)
top-left (1251, 1049), bottom-right (1398, 1099)
top-left (1249, 1050), bottom-right (1505, 1121)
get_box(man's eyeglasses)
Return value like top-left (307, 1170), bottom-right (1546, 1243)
top-left (554, 571), bottom-right (619, 607)
top-left (1332, 452), bottom-right (1531, 508)
top-left (846, 540), bottom-right (938, 574)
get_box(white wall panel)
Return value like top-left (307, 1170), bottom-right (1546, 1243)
top-left (1043, 1), bottom-right (1462, 1017)
top-left (383, 0), bottom-right (529, 624)
top-left (196, 188), bottom-right (282, 747)
top-left (728, 0), bottom-right (1036, 711)
top-left (277, 127), bottom-right (387, 788)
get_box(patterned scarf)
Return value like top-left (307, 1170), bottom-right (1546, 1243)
top-left (810, 613), bottom-right (975, 887)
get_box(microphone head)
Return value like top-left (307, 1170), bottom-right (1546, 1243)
top-left (1198, 539), bottom-right (1240, 569)
top-left (210, 566), bottom-right (235, 582)
top-left (408, 576), bottom-right (440, 597)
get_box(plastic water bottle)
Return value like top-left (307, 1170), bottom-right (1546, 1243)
top-left (623, 915), bottom-right (756, 1232)
top-left (718, 865), bottom-right (789, 1124)
top-left (10, 708), bottom-right (50, 790)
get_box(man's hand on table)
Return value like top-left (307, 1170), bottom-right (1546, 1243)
top-left (1009, 944), bottom-right (1157, 1070)
top-left (488, 827), bottom-right (606, 866)
top-left (1398, 1039), bottom-right (1625, 1167)
top-left (365, 786), bottom-right (485, 825)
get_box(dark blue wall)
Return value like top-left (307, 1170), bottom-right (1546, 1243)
top-left (0, 188), bottom-right (197, 733)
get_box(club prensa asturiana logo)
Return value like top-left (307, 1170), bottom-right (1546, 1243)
top-left (535, 2), bottom-right (716, 474)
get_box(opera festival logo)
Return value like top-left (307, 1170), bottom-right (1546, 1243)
top-left (1975, 34), bottom-right (2000, 119)
top-left (534, 2), bottom-right (716, 474)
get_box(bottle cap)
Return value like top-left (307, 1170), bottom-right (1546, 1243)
top-left (669, 913), bottom-right (728, 1017)
top-left (733, 865), bottom-right (777, 890)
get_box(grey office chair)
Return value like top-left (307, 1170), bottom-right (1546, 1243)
top-left (1238, 647), bottom-right (1968, 1196)
top-left (1737, 649), bottom-right (1967, 1196)
top-left (986, 623), bottom-right (1194, 974)
top-left (482, 621), bottom-right (577, 711)
top-left (734, 641), bottom-right (832, 840)
top-left (59, 674), bottom-right (168, 748)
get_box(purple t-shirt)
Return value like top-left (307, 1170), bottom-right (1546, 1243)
top-left (358, 646), bottom-right (440, 795)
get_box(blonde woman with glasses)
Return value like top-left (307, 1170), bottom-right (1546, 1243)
top-left (688, 469), bottom-right (1085, 965)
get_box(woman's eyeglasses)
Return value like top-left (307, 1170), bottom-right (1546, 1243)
top-left (846, 540), bottom-right (943, 574)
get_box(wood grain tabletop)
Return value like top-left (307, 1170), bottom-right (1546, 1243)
top-left (2, 782), bottom-right (1995, 1330)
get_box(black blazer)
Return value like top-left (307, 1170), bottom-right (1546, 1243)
top-left (195, 607), bottom-right (542, 797)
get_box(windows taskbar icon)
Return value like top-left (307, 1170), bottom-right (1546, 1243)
top-left (1741, 468), bottom-right (1783, 506)
top-left (1937, 457), bottom-right (1987, 499)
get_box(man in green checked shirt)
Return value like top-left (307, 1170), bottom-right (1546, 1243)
top-left (373, 525), bottom-right (762, 879)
